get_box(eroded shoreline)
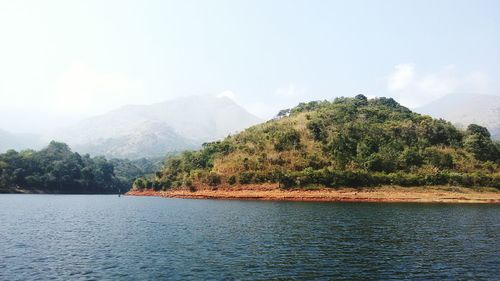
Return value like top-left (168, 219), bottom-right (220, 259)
top-left (127, 185), bottom-right (500, 203)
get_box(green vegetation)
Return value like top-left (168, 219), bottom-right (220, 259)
top-left (110, 157), bottom-right (165, 187)
top-left (0, 141), bottom-right (144, 193)
top-left (134, 95), bottom-right (500, 191)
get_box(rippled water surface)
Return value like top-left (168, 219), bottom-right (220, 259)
top-left (0, 195), bottom-right (499, 280)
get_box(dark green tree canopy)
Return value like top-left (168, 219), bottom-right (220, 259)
top-left (0, 141), bottom-right (124, 193)
top-left (464, 124), bottom-right (498, 161)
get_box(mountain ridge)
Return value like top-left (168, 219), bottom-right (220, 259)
top-left (51, 95), bottom-right (262, 159)
top-left (0, 129), bottom-right (43, 152)
top-left (415, 93), bottom-right (500, 139)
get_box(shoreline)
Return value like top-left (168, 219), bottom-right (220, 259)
top-left (126, 185), bottom-right (500, 203)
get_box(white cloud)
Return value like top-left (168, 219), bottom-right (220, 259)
top-left (386, 64), bottom-right (491, 108)
top-left (387, 64), bottom-right (416, 92)
top-left (217, 90), bottom-right (236, 100)
top-left (53, 62), bottom-right (144, 114)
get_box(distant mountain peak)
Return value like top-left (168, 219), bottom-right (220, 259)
top-left (52, 95), bottom-right (262, 159)
top-left (416, 93), bottom-right (500, 139)
top-left (0, 129), bottom-right (43, 152)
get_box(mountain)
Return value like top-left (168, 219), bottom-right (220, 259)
top-left (53, 96), bottom-right (262, 159)
top-left (133, 95), bottom-right (499, 191)
top-left (415, 93), bottom-right (500, 139)
top-left (70, 120), bottom-right (197, 159)
top-left (0, 129), bottom-right (43, 152)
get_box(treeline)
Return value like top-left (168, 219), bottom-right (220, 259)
top-left (111, 157), bottom-right (165, 188)
top-left (134, 95), bottom-right (500, 190)
top-left (0, 141), bottom-right (158, 193)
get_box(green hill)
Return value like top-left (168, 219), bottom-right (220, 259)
top-left (0, 141), bottom-right (137, 194)
top-left (134, 95), bottom-right (500, 191)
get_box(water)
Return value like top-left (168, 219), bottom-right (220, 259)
top-left (0, 195), bottom-right (498, 280)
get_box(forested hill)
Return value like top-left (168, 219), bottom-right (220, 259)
top-left (134, 95), bottom-right (500, 191)
top-left (0, 141), bottom-right (148, 194)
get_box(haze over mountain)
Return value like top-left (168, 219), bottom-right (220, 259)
top-left (416, 93), bottom-right (500, 139)
top-left (51, 96), bottom-right (262, 159)
top-left (0, 129), bottom-right (43, 152)
top-left (2, 93), bottom-right (498, 157)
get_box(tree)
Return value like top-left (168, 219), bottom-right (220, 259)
top-left (467, 124), bottom-right (491, 138)
top-left (133, 178), bottom-right (147, 189)
top-left (354, 94), bottom-right (368, 106)
top-left (276, 109), bottom-right (291, 118)
top-left (464, 124), bottom-right (498, 161)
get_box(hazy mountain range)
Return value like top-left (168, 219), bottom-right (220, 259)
top-left (49, 96), bottom-right (262, 159)
top-left (0, 129), bottom-right (43, 152)
top-left (1, 94), bottom-right (498, 158)
top-left (415, 93), bottom-right (500, 139)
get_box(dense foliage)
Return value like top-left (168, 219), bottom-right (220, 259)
top-left (134, 96), bottom-right (500, 191)
top-left (111, 157), bottom-right (165, 187)
top-left (0, 141), bottom-right (130, 193)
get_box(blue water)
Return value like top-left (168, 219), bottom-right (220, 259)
top-left (0, 195), bottom-right (498, 280)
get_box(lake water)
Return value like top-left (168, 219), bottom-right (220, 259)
top-left (0, 195), bottom-right (498, 280)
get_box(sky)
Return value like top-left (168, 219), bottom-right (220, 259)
top-left (0, 0), bottom-right (499, 133)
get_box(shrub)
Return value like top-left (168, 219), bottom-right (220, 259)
top-left (239, 171), bottom-right (255, 184)
top-left (152, 181), bottom-right (163, 191)
top-left (278, 173), bottom-right (296, 189)
top-left (253, 171), bottom-right (270, 183)
top-left (204, 172), bottom-right (221, 186)
top-left (400, 148), bottom-right (423, 168)
top-left (228, 175), bottom-right (237, 185)
top-left (133, 178), bottom-right (147, 190)
top-left (274, 129), bottom-right (301, 151)
top-left (424, 148), bottom-right (454, 169)
top-left (183, 176), bottom-right (193, 188)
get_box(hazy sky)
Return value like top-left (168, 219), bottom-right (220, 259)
top-left (1, 0), bottom-right (499, 133)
